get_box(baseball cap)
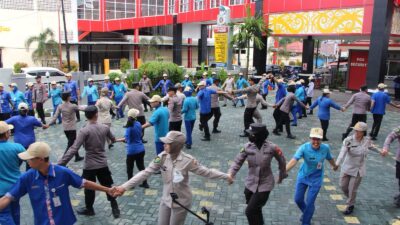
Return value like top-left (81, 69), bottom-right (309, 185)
top-left (184, 74), bottom-right (189, 78)
top-left (322, 89), bottom-right (331, 94)
top-left (27, 82), bottom-right (33, 87)
top-left (65, 73), bottom-right (72, 77)
top-left (163, 74), bottom-right (168, 77)
top-left (104, 76), bottom-right (110, 80)
top-left (309, 128), bottom-right (323, 139)
top-left (160, 131), bottom-right (186, 145)
top-left (127, 108), bottom-right (139, 118)
top-left (18, 142), bottom-right (50, 160)
top-left (88, 78), bottom-right (94, 82)
top-left (9, 83), bottom-right (17, 87)
top-left (299, 79), bottom-right (305, 84)
top-left (295, 81), bottom-right (302, 85)
top-left (239, 72), bottom-right (244, 76)
top-left (352, 122), bottom-right (368, 132)
top-left (183, 86), bottom-right (191, 92)
top-left (0, 121), bottom-right (13, 134)
top-left (50, 81), bottom-right (57, 85)
top-left (0, 83), bottom-right (4, 87)
top-left (246, 123), bottom-right (267, 135)
top-left (197, 81), bottom-right (206, 86)
top-left (202, 72), bottom-right (207, 76)
top-left (18, 102), bottom-right (29, 110)
top-left (149, 95), bottom-right (162, 103)
top-left (115, 77), bottom-right (120, 81)
top-left (377, 83), bottom-right (387, 89)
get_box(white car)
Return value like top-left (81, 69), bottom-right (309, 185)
top-left (21, 67), bottom-right (66, 78)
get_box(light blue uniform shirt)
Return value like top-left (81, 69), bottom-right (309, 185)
top-left (181, 79), bottom-right (194, 90)
top-left (0, 141), bottom-right (25, 196)
top-left (49, 88), bottom-right (62, 106)
top-left (236, 77), bottom-right (249, 90)
top-left (182, 96), bottom-right (198, 121)
top-left (113, 83), bottom-right (127, 99)
top-left (81, 85), bottom-right (99, 103)
top-left (293, 142), bottom-right (333, 182)
top-left (10, 90), bottom-right (25, 112)
top-left (371, 91), bottom-right (391, 115)
top-left (149, 106), bottom-right (169, 142)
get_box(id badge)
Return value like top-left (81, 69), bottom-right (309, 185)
top-left (316, 162), bottom-right (322, 170)
top-left (53, 196), bottom-right (62, 207)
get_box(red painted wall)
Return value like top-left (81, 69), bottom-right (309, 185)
top-left (347, 50), bottom-right (369, 90)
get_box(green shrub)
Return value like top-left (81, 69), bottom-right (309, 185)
top-left (61, 60), bottom-right (79, 73)
top-left (108, 72), bottom-right (122, 82)
top-left (13, 62), bottom-right (28, 73)
top-left (120, 58), bottom-right (131, 73)
top-left (138, 61), bottom-right (183, 85)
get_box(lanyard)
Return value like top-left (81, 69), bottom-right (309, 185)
top-left (44, 178), bottom-right (56, 225)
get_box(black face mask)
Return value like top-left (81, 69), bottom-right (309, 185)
top-left (248, 131), bottom-right (269, 149)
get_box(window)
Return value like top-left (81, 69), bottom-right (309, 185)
top-left (194, 0), bottom-right (204, 10)
top-left (0, 0), bottom-right (33, 10)
top-left (37, 0), bottom-right (71, 12)
top-left (210, 0), bottom-right (220, 8)
top-left (168, 0), bottom-right (175, 14)
top-left (179, 0), bottom-right (189, 12)
top-left (77, 0), bottom-right (100, 20)
top-left (229, 0), bottom-right (243, 5)
top-left (105, 0), bottom-right (136, 20)
top-left (142, 0), bottom-right (164, 16)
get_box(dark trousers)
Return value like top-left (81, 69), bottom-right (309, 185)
top-left (344, 114), bottom-right (367, 138)
top-left (273, 108), bottom-right (282, 132)
top-left (137, 116), bottom-right (146, 139)
top-left (169, 120), bottom-right (182, 131)
top-left (70, 100), bottom-right (80, 121)
top-left (306, 97), bottom-right (313, 114)
top-left (35, 102), bottom-right (46, 124)
top-left (244, 188), bottom-right (270, 225)
top-left (370, 114), bottom-right (384, 138)
top-left (64, 130), bottom-right (81, 160)
top-left (395, 88), bottom-right (400, 100)
top-left (200, 112), bottom-right (212, 138)
top-left (211, 107), bottom-right (221, 130)
top-left (302, 100), bottom-right (308, 117)
top-left (278, 110), bottom-right (292, 136)
top-left (244, 107), bottom-right (256, 133)
top-left (320, 119), bottom-right (329, 139)
top-left (126, 151), bottom-right (145, 180)
top-left (28, 109), bottom-right (35, 116)
top-left (82, 167), bottom-right (117, 210)
top-left (0, 113), bottom-right (11, 121)
top-left (143, 92), bottom-right (151, 111)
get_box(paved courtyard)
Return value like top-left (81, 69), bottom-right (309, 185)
top-left (16, 90), bottom-right (400, 225)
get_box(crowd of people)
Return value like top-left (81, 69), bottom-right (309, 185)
top-left (0, 71), bottom-right (399, 225)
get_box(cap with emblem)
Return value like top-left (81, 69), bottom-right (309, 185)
top-left (352, 122), bottom-right (367, 131)
top-left (114, 77), bottom-right (120, 81)
top-left (18, 142), bottom-right (50, 160)
top-left (127, 108), bottom-right (139, 118)
top-left (246, 123), bottom-right (268, 135)
top-left (27, 82), bottom-right (33, 87)
top-left (51, 81), bottom-right (57, 85)
top-left (65, 73), bottom-right (72, 77)
top-left (18, 102), bottom-right (29, 110)
top-left (322, 89), bottom-right (331, 94)
top-left (377, 83), bottom-right (387, 89)
top-left (160, 131), bottom-right (186, 145)
top-left (309, 128), bottom-right (323, 139)
top-left (9, 83), bottom-right (17, 87)
top-left (88, 78), bottom-right (94, 82)
top-left (163, 73), bottom-right (168, 77)
top-left (0, 121), bottom-right (13, 134)
top-left (149, 95), bottom-right (162, 103)
top-left (184, 74), bottom-right (189, 78)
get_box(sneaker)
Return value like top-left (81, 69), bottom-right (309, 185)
top-left (370, 136), bottom-right (377, 141)
top-left (222, 104), bottom-right (227, 107)
top-left (76, 207), bottom-right (95, 216)
top-left (144, 109), bottom-right (148, 112)
top-left (287, 135), bottom-right (296, 139)
top-left (201, 137), bottom-right (211, 141)
top-left (199, 124), bottom-right (203, 131)
top-left (108, 144), bottom-right (114, 149)
top-left (240, 105), bottom-right (245, 107)
top-left (142, 140), bottom-right (148, 144)
top-left (272, 130), bottom-right (281, 136)
top-left (139, 182), bottom-right (150, 189)
top-left (74, 156), bottom-right (84, 162)
top-left (186, 144), bottom-right (191, 149)
top-left (343, 205), bottom-right (354, 215)
top-left (212, 129), bottom-right (221, 133)
top-left (291, 123), bottom-right (297, 126)
top-left (111, 206), bottom-right (120, 218)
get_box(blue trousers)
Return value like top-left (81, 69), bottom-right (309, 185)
top-left (88, 101), bottom-right (96, 106)
top-left (234, 93), bottom-right (245, 106)
top-left (53, 104), bottom-right (62, 123)
top-left (291, 106), bottom-right (298, 125)
top-left (184, 120), bottom-right (195, 146)
top-left (155, 141), bottom-right (164, 155)
top-left (115, 96), bottom-right (124, 118)
top-left (0, 200), bottom-right (20, 225)
top-left (294, 176), bottom-right (322, 225)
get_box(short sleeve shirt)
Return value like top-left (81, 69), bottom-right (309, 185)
top-left (7, 164), bottom-right (83, 225)
top-left (0, 141), bottom-right (25, 196)
top-left (6, 115), bottom-right (42, 148)
top-left (293, 142), bottom-right (332, 181)
top-left (371, 91), bottom-right (391, 115)
top-left (0, 91), bottom-right (13, 113)
top-left (63, 80), bottom-right (79, 101)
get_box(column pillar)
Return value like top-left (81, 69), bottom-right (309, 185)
top-left (302, 36), bottom-right (315, 74)
top-left (198, 24), bottom-right (208, 65)
top-left (252, 0), bottom-right (267, 74)
top-left (173, 15), bottom-right (182, 65)
top-left (366, 0), bottom-right (394, 87)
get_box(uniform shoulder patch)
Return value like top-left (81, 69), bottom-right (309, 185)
top-left (154, 157), bottom-right (161, 163)
top-left (275, 146), bottom-right (283, 156)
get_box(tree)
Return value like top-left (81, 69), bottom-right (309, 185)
top-left (230, 5), bottom-right (272, 77)
top-left (25, 28), bottom-right (59, 66)
top-left (139, 36), bottom-right (164, 62)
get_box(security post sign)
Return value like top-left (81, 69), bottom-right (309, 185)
top-left (214, 26), bottom-right (229, 63)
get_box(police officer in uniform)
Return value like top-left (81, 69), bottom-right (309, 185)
top-left (112, 131), bottom-right (233, 225)
top-left (229, 123), bottom-right (287, 225)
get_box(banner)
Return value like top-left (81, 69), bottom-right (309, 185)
top-left (347, 50), bottom-right (368, 90)
top-left (214, 26), bottom-right (228, 63)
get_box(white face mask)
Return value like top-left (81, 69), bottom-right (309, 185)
top-left (173, 169), bottom-right (184, 183)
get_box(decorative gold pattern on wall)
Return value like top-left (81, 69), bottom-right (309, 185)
top-left (269, 8), bottom-right (364, 35)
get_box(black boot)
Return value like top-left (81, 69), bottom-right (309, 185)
top-left (212, 129), bottom-right (221, 133)
top-left (77, 207), bottom-right (95, 216)
top-left (343, 205), bottom-right (354, 215)
top-left (139, 180), bottom-right (150, 189)
top-left (110, 200), bottom-right (120, 218)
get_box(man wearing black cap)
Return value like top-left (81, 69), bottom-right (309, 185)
top-left (118, 82), bottom-right (150, 141)
top-left (231, 77), bottom-right (265, 137)
top-left (58, 105), bottom-right (121, 218)
top-left (33, 75), bottom-right (47, 124)
top-left (229, 123), bottom-right (287, 225)
top-left (166, 87), bottom-right (183, 131)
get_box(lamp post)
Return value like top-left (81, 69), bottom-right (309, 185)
top-left (60, 0), bottom-right (71, 71)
